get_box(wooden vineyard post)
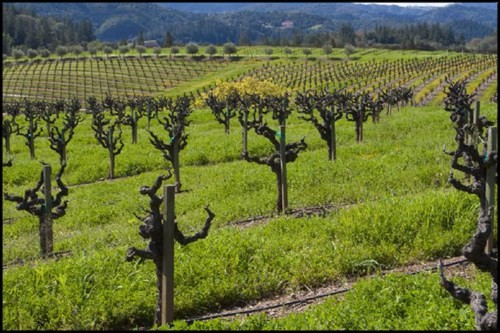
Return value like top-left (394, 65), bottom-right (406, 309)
top-left (28, 127), bottom-right (36, 160)
top-left (485, 126), bottom-right (497, 254)
top-left (465, 101), bottom-right (480, 183)
top-left (41, 165), bottom-right (53, 257)
top-left (473, 101), bottom-right (480, 124)
top-left (279, 123), bottom-right (288, 213)
top-left (162, 185), bottom-right (175, 326)
top-left (226, 101), bottom-right (230, 134)
top-left (108, 126), bottom-right (115, 179)
top-left (4, 121), bottom-right (11, 153)
top-left (126, 175), bottom-right (214, 327)
top-left (132, 109), bottom-right (138, 144)
top-left (172, 126), bottom-right (181, 193)
top-left (61, 129), bottom-right (67, 165)
top-left (357, 106), bottom-right (364, 143)
top-left (242, 107), bottom-right (248, 156)
top-left (330, 105), bottom-right (337, 161)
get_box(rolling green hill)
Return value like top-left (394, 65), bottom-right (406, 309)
top-left (7, 2), bottom-right (497, 43)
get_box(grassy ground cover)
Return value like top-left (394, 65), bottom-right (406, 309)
top-left (2, 49), bottom-right (498, 330)
top-left (171, 267), bottom-right (492, 330)
top-left (3, 101), bottom-right (497, 330)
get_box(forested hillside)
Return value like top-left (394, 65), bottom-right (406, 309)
top-left (4, 2), bottom-right (497, 54)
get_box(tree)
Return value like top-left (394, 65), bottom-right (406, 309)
top-left (71, 45), bottom-right (83, 59)
top-left (102, 46), bottom-right (113, 58)
top-left (76, 18), bottom-right (95, 44)
top-left (223, 42), bottom-right (237, 58)
top-left (170, 46), bottom-right (179, 59)
top-left (55, 46), bottom-right (68, 59)
top-left (119, 45), bottom-right (129, 58)
top-left (163, 32), bottom-right (174, 48)
top-left (302, 48), bottom-right (312, 59)
top-left (339, 23), bottom-right (356, 47)
top-left (238, 30), bottom-right (250, 46)
top-left (264, 48), bottom-right (273, 58)
top-left (185, 42), bottom-right (199, 57)
top-left (153, 46), bottom-right (162, 58)
top-left (329, 35), bottom-right (337, 48)
top-left (87, 46), bottom-right (97, 58)
top-left (344, 43), bottom-right (356, 58)
top-left (12, 48), bottom-right (25, 62)
top-left (87, 40), bottom-right (103, 51)
top-left (3, 33), bottom-right (13, 55)
top-left (205, 44), bottom-right (217, 58)
top-left (27, 48), bottom-right (38, 60)
top-left (322, 44), bottom-right (333, 58)
top-left (291, 31), bottom-right (304, 47)
top-left (136, 45), bottom-right (146, 58)
top-left (39, 48), bottom-right (51, 59)
top-left (137, 31), bottom-right (145, 46)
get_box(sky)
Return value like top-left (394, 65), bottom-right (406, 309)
top-left (360, 2), bottom-right (454, 6)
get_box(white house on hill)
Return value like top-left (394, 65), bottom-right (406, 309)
top-left (144, 40), bottom-right (160, 48)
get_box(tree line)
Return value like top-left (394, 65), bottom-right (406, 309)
top-left (3, 3), bottom-right (497, 57)
top-left (2, 4), bottom-right (95, 55)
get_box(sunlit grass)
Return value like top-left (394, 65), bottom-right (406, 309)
top-left (2, 48), bottom-right (497, 330)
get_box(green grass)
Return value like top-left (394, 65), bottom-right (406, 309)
top-left (1, 189), bottom-right (483, 330)
top-left (170, 267), bottom-right (492, 330)
top-left (2, 48), bottom-right (498, 330)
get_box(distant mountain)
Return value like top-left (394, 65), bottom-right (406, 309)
top-left (156, 2), bottom-right (424, 13)
top-left (7, 2), bottom-right (497, 43)
top-left (453, 2), bottom-right (498, 10)
top-left (8, 3), bottom-right (194, 41)
top-left (416, 3), bottom-right (497, 24)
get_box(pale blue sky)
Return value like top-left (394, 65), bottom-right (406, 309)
top-left (360, 3), bottom-right (454, 6)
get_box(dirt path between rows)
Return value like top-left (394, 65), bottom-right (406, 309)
top-left (182, 255), bottom-right (470, 325)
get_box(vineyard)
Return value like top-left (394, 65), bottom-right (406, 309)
top-left (2, 56), bottom-right (232, 102)
top-left (2, 48), bottom-right (498, 330)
